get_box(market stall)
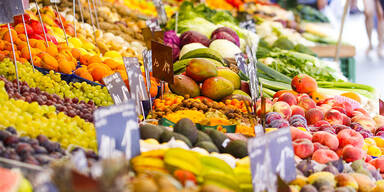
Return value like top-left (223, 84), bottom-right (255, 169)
top-left (0, 0), bottom-right (382, 191)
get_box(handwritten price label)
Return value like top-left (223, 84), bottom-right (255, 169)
top-left (152, 40), bottom-right (173, 83)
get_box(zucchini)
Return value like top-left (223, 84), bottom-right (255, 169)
top-left (256, 62), bottom-right (292, 84)
top-left (259, 77), bottom-right (291, 91)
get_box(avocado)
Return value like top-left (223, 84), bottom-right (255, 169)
top-left (224, 140), bottom-right (248, 158)
top-left (173, 118), bottom-right (198, 144)
top-left (205, 129), bottom-right (228, 152)
top-left (160, 130), bottom-right (192, 147)
top-left (196, 131), bottom-right (212, 144)
top-left (196, 141), bottom-right (219, 153)
top-left (139, 123), bottom-right (164, 141)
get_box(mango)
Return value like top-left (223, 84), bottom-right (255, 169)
top-left (201, 77), bottom-right (234, 101)
top-left (217, 68), bottom-right (241, 89)
top-left (169, 75), bottom-right (200, 98)
top-left (186, 58), bottom-right (218, 82)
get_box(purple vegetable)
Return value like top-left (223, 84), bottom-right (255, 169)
top-left (180, 31), bottom-right (210, 48)
top-left (166, 42), bottom-right (180, 62)
top-left (164, 30), bottom-right (180, 47)
top-left (210, 27), bottom-right (240, 47)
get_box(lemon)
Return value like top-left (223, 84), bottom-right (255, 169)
top-left (368, 145), bottom-right (382, 157)
top-left (104, 50), bottom-right (122, 58)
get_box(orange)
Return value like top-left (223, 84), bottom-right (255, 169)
top-left (21, 47), bottom-right (31, 60)
top-left (41, 53), bottom-right (59, 71)
top-left (15, 39), bottom-right (28, 51)
top-left (29, 39), bottom-right (39, 47)
top-left (88, 55), bottom-right (102, 65)
top-left (91, 65), bottom-right (113, 82)
top-left (78, 71), bottom-right (93, 81)
top-left (2, 29), bottom-right (18, 42)
top-left (88, 63), bottom-right (111, 73)
top-left (79, 54), bottom-right (90, 65)
top-left (71, 48), bottom-right (81, 60)
top-left (33, 40), bottom-right (46, 52)
top-left (103, 59), bottom-right (121, 69)
top-left (46, 45), bottom-right (58, 57)
top-left (341, 92), bottom-right (361, 103)
top-left (18, 34), bottom-right (27, 41)
top-left (59, 60), bottom-right (75, 74)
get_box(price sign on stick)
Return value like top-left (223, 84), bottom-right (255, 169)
top-left (9, 0), bottom-right (25, 16)
top-left (152, 40), bottom-right (173, 83)
top-left (153, 0), bottom-right (167, 25)
top-left (103, 72), bottom-right (130, 105)
top-left (0, 0), bottom-right (13, 24)
top-left (124, 57), bottom-right (149, 116)
top-left (248, 128), bottom-right (296, 192)
top-left (94, 101), bottom-right (140, 159)
top-left (22, 0), bottom-right (29, 10)
top-left (240, 19), bottom-right (256, 33)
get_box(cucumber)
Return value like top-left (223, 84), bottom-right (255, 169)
top-left (256, 62), bottom-right (292, 84)
top-left (180, 48), bottom-right (225, 64)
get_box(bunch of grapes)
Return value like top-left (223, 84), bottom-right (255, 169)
top-left (0, 80), bottom-right (97, 150)
top-left (0, 127), bottom-right (98, 166)
top-left (1, 77), bottom-right (96, 122)
top-left (0, 59), bottom-right (113, 106)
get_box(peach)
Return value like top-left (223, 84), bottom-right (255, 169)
top-left (313, 142), bottom-right (329, 152)
top-left (318, 104), bottom-right (332, 114)
top-left (352, 115), bottom-right (376, 132)
top-left (312, 149), bottom-right (339, 164)
top-left (298, 97), bottom-right (316, 111)
top-left (374, 115), bottom-right (384, 129)
top-left (325, 109), bottom-right (344, 125)
top-left (342, 115), bottom-right (351, 126)
top-left (342, 145), bottom-right (365, 163)
top-left (278, 93), bottom-right (297, 106)
top-left (305, 108), bottom-right (324, 125)
top-left (291, 105), bottom-right (305, 117)
top-left (291, 127), bottom-right (312, 141)
top-left (333, 101), bottom-right (354, 117)
top-left (369, 157), bottom-right (384, 173)
top-left (312, 131), bottom-right (339, 151)
top-left (354, 108), bottom-right (370, 117)
top-left (291, 74), bottom-right (318, 93)
top-left (293, 138), bottom-right (314, 159)
top-left (335, 173), bottom-right (358, 190)
top-left (272, 101), bottom-right (292, 119)
top-left (273, 90), bottom-right (298, 98)
top-left (314, 120), bottom-right (331, 127)
top-left (337, 129), bottom-right (364, 148)
top-left (332, 106), bottom-right (347, 115)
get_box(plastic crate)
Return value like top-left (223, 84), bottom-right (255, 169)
top-left (340, 57), bottom-right (356, 82)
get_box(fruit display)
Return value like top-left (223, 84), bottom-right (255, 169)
top-left (0, 0), bottom-right (383, 191)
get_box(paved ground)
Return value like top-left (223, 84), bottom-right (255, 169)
top-left (343, 13), bottom-right (384, 96)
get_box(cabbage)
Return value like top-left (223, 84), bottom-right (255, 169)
top-left (164, 30), bottom-right (180, 47)
top-left (209, 39), bottom-right (242, 59)
top-left (178, 17), bottom-right (218, 38)
top-left (180, 31), bottom-right (211, 47)
top-left (211, 27), bottom-right (240, 47)
top-left (179, 43), bottom-right (207, 58)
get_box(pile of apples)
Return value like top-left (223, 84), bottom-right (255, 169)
top-left (258, 74), bottom-right (384, 178)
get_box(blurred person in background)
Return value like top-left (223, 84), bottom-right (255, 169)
top-left (363, 0), bottom-right (384, 56)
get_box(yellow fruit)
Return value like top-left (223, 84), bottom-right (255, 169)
top-left (68, 37), bottom-right (83, 48)
top-left (363, 143), bottom-right (368, 152)
top-left (297, 127), bottom-right (307, 132)
top-left (373, 137), bottom-right (384, 148)
top-left (368, 145), bottom-right (382, 157)
top-left (290, 175), bottom-right (307, 187)
top-left (308, 172), bottom-right (335, 186)
top-left (373, 180), bottom-right (384, 192)
top-left (104, 50), bottom-right (122, 58)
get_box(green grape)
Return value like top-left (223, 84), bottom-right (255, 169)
top-left (0, 59), bottom-right (113, 106)
top-left (0, 81), bottom-right (97, 151)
